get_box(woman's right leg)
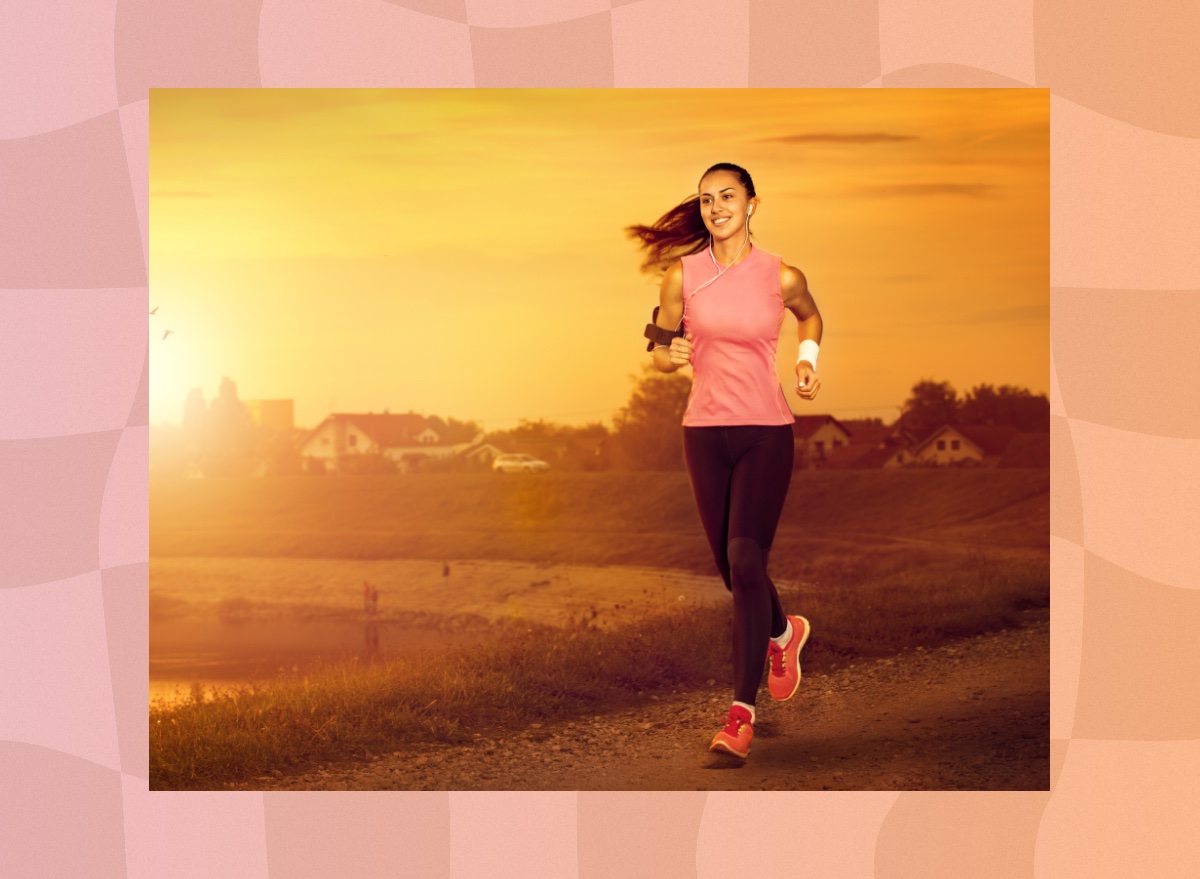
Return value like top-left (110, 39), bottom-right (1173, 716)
top-left (682, 427), bottom-right (734, 590)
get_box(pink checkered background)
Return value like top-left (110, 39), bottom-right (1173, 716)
top-left (2, 1), bottom-right (1198, 876)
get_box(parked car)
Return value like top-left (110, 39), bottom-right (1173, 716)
top-left (492, 453), bottom-right (550, 474)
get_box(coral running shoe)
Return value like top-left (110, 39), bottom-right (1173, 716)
top-left (767, 615), bottom-right (810, 701)
top-left (709, 704), bottom-right (754, 758)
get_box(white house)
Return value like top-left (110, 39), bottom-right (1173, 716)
top-left (299, 413), bottom-right (459, 472)
top-left (790, 415), bottom-right (851, 468)
top-left (461, 442), bottom-right (507, 465)
top-left (825, 420), bottom-right (915, 469)
top-left (912, 424), bottom-right (1018, 467)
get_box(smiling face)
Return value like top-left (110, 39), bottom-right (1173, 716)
top-left (698, 169), bottom-right (757, 240)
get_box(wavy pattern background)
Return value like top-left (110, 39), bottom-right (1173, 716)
top-left (1, 0), bottom-right (1197, 875)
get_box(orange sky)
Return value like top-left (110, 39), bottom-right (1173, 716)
top-left (149, 88), bottom-right (1048, 430)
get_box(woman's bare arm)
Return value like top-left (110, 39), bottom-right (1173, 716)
top-left (781, 263), bottom-right (822, 400)
top-left (650, 261), bottom-right (690, 373)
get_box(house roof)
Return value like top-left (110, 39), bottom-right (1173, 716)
top-left (824, 444), bottom-right (877, 468)
top-left (790, 414), bottom-right (851, 440)
top-left (840, 418), bottom-right (885, 434)
top-left (955, 424), bottom-right (1020, 455)
top-left (825, 442), bottom-right (904, 469)
top-left (916, 423), bottom-right (1018, 456)
top-left (299, 413), bottom-right (440, 449)
top-left (998, 431), bottom-right (1050, 467)
top-left (463, 443), bottom-right (506, 460)
top-left (843, 424), bottom-right (891, 447)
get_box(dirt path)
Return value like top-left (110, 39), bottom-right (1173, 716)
top-left (243, 608), bottom-right (1048, 791)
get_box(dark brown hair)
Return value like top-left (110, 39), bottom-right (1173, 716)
top-left (626, 163), bottom-right (757, 273)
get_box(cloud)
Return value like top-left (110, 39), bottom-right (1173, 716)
top-left (850, 182), bottom-right (1000, 198)
top-left (886, 304), bottom-right (1048, 331)
top-left (759, 132), bottom-right (920, 144)
top-left (151, 190), bottom-right (216, 198)
top-left (214, 90), bottom-right (400, 122)
top-left (955, 304), bottom-right (1048, 324)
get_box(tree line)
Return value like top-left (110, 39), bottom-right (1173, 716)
top-left (150, 372), bottom-right (1048, 477)
top-left (898, 379), bottom-right (1050, 439)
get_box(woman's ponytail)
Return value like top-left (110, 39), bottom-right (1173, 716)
top-left (625, 195), bottom-right (709, 274)
top-left (626, 162), bottom-right (757, 274)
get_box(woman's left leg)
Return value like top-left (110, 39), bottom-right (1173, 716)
top-left (725, 425), bottom-right (795, 707)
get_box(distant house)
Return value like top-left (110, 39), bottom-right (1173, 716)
top-left (840, 421), bottom-right (890, 446)
top-left (462, 442), bottom-right (507, 466)
top-left (825, 440), bottom-right (910, 470)
top-left (298, 413), bottom-right (459, 472)
top-left (791, 415), bottom-right (851, 469)
top-left (913, 424), bottom-right (1019, 467)
top-left (824, 443), bottom-right (879, 469)
top-left (826, 420), bottom-right (913, 469)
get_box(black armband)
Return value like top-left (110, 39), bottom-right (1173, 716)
top-left (643, 306), bottom-right (684, 352)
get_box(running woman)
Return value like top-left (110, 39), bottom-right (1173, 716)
top-left (628, 163), bottom-right (822, 758)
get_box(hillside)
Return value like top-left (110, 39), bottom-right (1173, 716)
top-left (152, 469), bottom-right (1047, 579)
top-left (151, 469), bottom-right (1050, 789)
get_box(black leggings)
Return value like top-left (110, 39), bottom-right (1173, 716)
top-left (684, 424), bottom-right (794, 706)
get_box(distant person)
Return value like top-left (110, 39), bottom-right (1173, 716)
top-left (443, 561), bottom-right (451, 579)
top-left (628, 162), bottom-right (821, 759)
top-left (363, 621), bottom-right (380, 660)
top-left (370, 584), bottom-right (379, 616)
top-left (362, 581), bottom-right (372, 615)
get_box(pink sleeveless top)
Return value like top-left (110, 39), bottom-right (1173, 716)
top-left (680, 245), bottom-right (795, 427)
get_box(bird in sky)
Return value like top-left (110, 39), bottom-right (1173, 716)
top-left (163, 330), bottom-right (174, 341)
top-left (149, 306), bottom-right (158, 315)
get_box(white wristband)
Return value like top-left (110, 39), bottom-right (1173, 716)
top-left (797, 339), bottom-right (819, 370)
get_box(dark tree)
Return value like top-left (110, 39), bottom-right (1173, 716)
top-left (182, 387), bottom-right (207, 438)
top-left (424, 414), bottom-right (483, 445)
top-left (177, 377), bottom-right (258, 477)
top-left (206, 377), bottom-right (256, 476)
top-left (178, 387), bottom-right (210, 475)
top-left (483, 419), bottom-right (613, 472)
top-left (960, 384), bottom-right (1050, 432)
top-left (486, 419), bottom-right (561, 444)
top-left (611, 367), bottom-right (692, 470)
top-left (899, 379), bottom-right (960, 441)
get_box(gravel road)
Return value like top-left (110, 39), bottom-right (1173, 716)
top-left (239, 607), bottom-right (1048, 792)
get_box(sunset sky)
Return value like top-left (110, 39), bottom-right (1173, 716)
top-left (149, 88), bottom-right (1048, 430)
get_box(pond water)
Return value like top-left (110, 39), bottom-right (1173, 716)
top-left (150, 616), bottom-right (473, 706)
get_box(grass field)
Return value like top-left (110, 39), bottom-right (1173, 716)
top-left (150, 469), bottom-right (1049, 789)
top-left (152, 468), bottom-right (1048, 568)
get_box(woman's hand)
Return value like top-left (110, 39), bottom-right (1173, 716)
top-left (669, 333), bottom-right (694, 366)
top-left (795, 362), bottom-right (820, 400)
